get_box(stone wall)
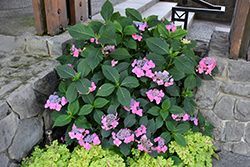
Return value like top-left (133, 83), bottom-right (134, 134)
top-left (163, 0), bottom-right (236, 22)
top-left (194, 30), bottom-right (250, 156)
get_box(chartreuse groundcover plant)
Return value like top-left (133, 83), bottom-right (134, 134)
top-left (42, 0), bottom-right (218, 166)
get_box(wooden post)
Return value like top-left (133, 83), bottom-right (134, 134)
top-left (69, 0), bottom-right (87, 25)
top-left (44, 0), bottom-right (68, 35)
top-left (32, 0), bottom-right (47, 35)
top-left (229, 0), bottom-right (250, 59)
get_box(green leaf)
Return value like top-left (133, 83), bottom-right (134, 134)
top-left (110, 48), bottom-right (131, 60)
top-left (66, 82), bottom-right (77, 103)
top-left (107, 105), bottom-right (116, 115)
top-left (174, 133), bottom-right (186, 147)
top-left (146, 38), bottom-right (169, 55)
top-left (114, 21), bottom-right (122, 32)
top-left (184, 75), bottom-right (196, 90)
top-left (160, 132), bottom-right (171, 144)
top-left (94, 98), bottom-right (109, 108)
top-left (86, 47), bottom-right (103, 71)
top-left (125, 8), bottom-right (142, 21)
top-left (124, 38), bottom-right (137, 49)
top-left (171, 40), bottom-right (181, 51)
top-left (172, 29), bottom-right (189, 39)
top-left (68, 100), bottom-right (79, 115)
top-left (116, 62), bottom-right (130, 73)
top-left (93, 109), bottom-right (104, 124)
top-left (82, 93), bottom-right (94, 104)
top-left (169, 105), bottom-right (185, 114)
top-left (119, 16), bottom-right (133, 29)
top-left (158, 24), bottom-right (169, 37)
top-left (53, 115), bottom-right (71, 127)
top-left (75, 116), bottom-right (91, 129)
top-left (175, 123), bottom-right (190, 134)
top-left (98, 28), bottom-right (117, 45)
top-left (76, 78), bottom-right (91, 95)
top-left (183, 98), bottom-right (194, 116)
top-left (120, 143), bottom-right (131, 156)
top-left (102, 65), bottom-right (120, 84)
top-left (147, 119), bottom-right (156, 134)
top-left (79, 104), bottom-right (93, 115)
top-left (101, 129), bottom-right (111, 138)
top-left (160, 109), bottom-right (169, 120)
top-left (124, 25), bottom-right (138, 35)
top-left (168, 68), bottom-right (185, 81)
top-left (56, 65), bottom-right (75, 79)
top-left (171, 156), bottom-right (182, 166)
top-left (147, 15), bottom-right (160, 28)
top-left (50, 110), bottom-right (61, 121)
top-left (186, 39), bottom-right (197, 49)
top-left (88, 21), bottom-right (104, 34)
top-left (117, 87), bottom-right (131, 109)
top-left (101, 0), bottom-right (114, 22)
top-left (111, 12), bottom-right (121, 21)
top-left (155, 116), bottom-right (164, 129)
top-left (165, 121), bottom-right (176, 132)
top-left (121, 76), bottom-right (139, 88)
top-left (165, 85), bottom-right (179, 97)
top-left (147, 106), bottom-right (161, 116)
top-left (67, 24), bottom-right (95, 40)
top-left (58, 81), bottom-right (66, 93)
top-left (195, 75), bottom-right (202, 88)
top-left (174, 56), bottom-right (195, 74)
top-left (162, 98), bottom-right (171, 110)
top-left (146, 53), bottom-right (166, 65)
top-left (139, 116), bottom-right (148, 126)
top-left (124, 114), bottom-right (136, 127)
top-left (198, 113), bottom-right (205, 126)
top-left (77, 59), bottom-right (91, 77)
top-left (96, 83), bottom-right (116, 96)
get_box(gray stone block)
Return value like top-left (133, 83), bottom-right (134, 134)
top-left (194, 80), bottom-right (221, 109)
top-left (213, 57), bottom-right (227, 78)
top-left (221, 82), bottom-right (250, 98)
top-left (232, 142), bottom-right (250, 155)
top-left (43, 109), bottom-right (54, 130)
top-left (0, 80), bottom-right (23, 98)
top-left (6, 84), bottom-right (41, 119)
top-left (25, 36), bottom-right (48, 55)
top-left (235, 99), bottom-right (250, 122)
top-left (214, 96), bottom-right (235, 120)
top-left (246, 123), bottom-right (250, 145)
top-left (9, 162), bottom-right (21, 167)
top-left (223, 121), bottom-right (245, 142)
top-left (228, 61), bottom-right (250, 83)
top-left (8, 117), bottom-right (43, 161)
top-left (0, 113), bottom-right (19, 152)
top-left (0, 101), bottom-right (11, 120)
top-left (0, 152), bottom-right (9, 167)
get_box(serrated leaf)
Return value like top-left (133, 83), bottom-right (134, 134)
top-left (165, 85), bottom-right (179, 97)
top-left (158, 24), bottom-right (169, 37)
top-left (155, 116), bottom-right (163, 129)
top-left (56, 65), bottom-right (76, 79)
top-left (75, 116), bottom-right (91, 129)
top-left (198, 113), bottom-right (205, 126)
top-left (68, 99), bottom-right (79, 115)
top-left (98, 28), bottom-right (117, 45)
top-left (66, 82), bottom-right (77, 103)
top-left (86, 47), bottom-right (103, 71)
top-left (146, 53), bottom-right (166, 65)
top-left (107, 105), bottom-right (116, 114)
top-left (174, 56), bottom-right (195, 74)
top-left (120, 143), bottom-right (131, 156)
top-left (174, 133), bottom-right (186, 147)
top-left (67, 24), bottom-right (95, 40)
top-left (79, 104), bottom-right (93, 115)
top-left (53, 115), bottom-right (71, 127)
top-left (195, 75), bottom-right (202, 88)
top-left (102, 65), bottom-right (120, 84)
top-left (165, 121), bottom-right (176, 132)
top-left (186, 39), bottom-right (197, 49)
top-left (58, 81), bottom-right (66, 93)
top-left (93, 109), bottom-right (104, 124)
top-left (94, 98), bottom-right (109, 108)
top-left (124, 114), bottom-right (136, 127)
top-left (124, 25), bottom-right (138, 35)
top-left (116, 62), bottom-right (130, 73)
top-left (82, 93), bottom-right (94, 104)
top-left (121, 76), bottom-right (139, 88)
top-left (125, 8), bottom-right (142, 21)
top-left (110, 48), bottom-right (131, 60)
top-left (117, 87), bottom-right (131, 109)
top-left (88, 21), bottom-right (104, 34)
top-left (160, 132), bottom-right (171, 144)
top-left (147, 106), bottom-right (161, 116)
top-left (183, 98), bottom-right (194, 116)
top-left (168, 68), bottom-right (185, 81)
top-left (146, 38), bottom-right (169, 55)
top-left (162, 98), bottom-right (171, 110)
top-left (139, 116), bottom-right (148, 126)
top-left (184, 75), bottom-right (196, 90)
top-left (175, 123), bottom-right (190, 134)
top-left (77, 59), bottom-right (91, 77)
top-left (160, 109), bottom-right (169, 120)
top-left (172, 29), bottom-right (189, 39)
top-left (76, 78), bottom-right (91, 95)
top-left (96, 83), bottom-right (116, 97)
top-left (124, 38), bottom-right (137, 49)
top-left (147, 119), bottom-right (156, 134)
top-left (114, 21), bottom-right (123, 32)
top-left (101, 0), bottom-right (114, 22)
top-left (101, 129), bottom-right (111, 137)
top-left (169, 105), bottom-right (185, 114)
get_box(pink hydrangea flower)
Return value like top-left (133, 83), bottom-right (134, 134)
top-left (132, 33), bottom-right (143, 41)
top-left (190, 117), bottom-right (198, 126)
top-left (132, 58), bottom-right (155, 78)
top-left (124, 99), bottom-right (143, 117)
top-left (70, 45), bottom-right (83, 57)
top-left (111, 59), bottom-right (118, 67)
top-left (152, 70), bottom-right (174, 87)
top-left (136, 135), bottom-right (153, 153)
top-left (152, 137), bottom-right (168, 153)
top-left (44, 95), bottom-right (64, 111)
top-left (61, 97), bottom-right (68, 106)
top-left (79, 133), bottom-right (100, 150)
top-left (146, 89), bottom-right (165, 104)
top-left (182, 113), bottom-right (190, 121)
top-left (196, 57), bottom-right (216, 75)
top-left (139, 22), bottom-right (148, 31)
top-left (112, 129), bottom-right (134, 146)
top-left (90, 38), bottom-right (99, 44)
top-left (68, 124), bottom-right (88, 140)
top-left (165, 22), bottom-right (177, 33)
top-left (135, 125), bottom-right (147, 137)
top-left (89, 82), bottom-right (96, 92)
top-left (101, 113), bottom-right (119, 130)
top-left (67, 64), bottom-right (74, 68)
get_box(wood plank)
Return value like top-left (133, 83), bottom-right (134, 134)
top-left (69, 0), bottom-right (87, 25)
top-left (44, 0), bottom-right (68, 35)
top-left (32, 0), bottom-right (46, 35)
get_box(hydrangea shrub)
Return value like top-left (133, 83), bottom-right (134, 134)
top-left (45, 0), bottom-right (218, 163)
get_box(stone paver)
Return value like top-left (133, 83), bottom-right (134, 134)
top-left (0, 35), bottom-right (16, 52)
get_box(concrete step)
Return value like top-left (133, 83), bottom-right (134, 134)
top-left (92, 0), bottom-right (158, 20)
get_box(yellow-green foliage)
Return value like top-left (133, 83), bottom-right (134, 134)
top-left (168, 131), bottom-right (218, 167)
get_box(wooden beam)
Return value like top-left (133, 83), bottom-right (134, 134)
top-left (32, 0), bottom-right (47, 35)
top-left (69, 0), bottom-right (87, 25)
